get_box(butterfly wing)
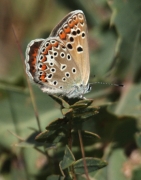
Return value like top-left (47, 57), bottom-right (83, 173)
top-left (25, 10), bottom-right (90, 98)
top-left (25, 37), bottom-right (81, 95)
top-left (25, 38), bottom-right (44, 80)
top-left (50, 10), bottom-right (90, 86)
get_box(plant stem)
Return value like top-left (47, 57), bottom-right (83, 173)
top-left (78, 130), bottom-right (90, 180)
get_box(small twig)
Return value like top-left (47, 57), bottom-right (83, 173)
top-left (67, 115), bottom-right (77, 180)
top-left (11, 25), bottom-right (41, 132)
top-left (78, 130), bottom-right (90, 180)
top-left (68, 115), bottom-right (73, 150)
top-left (8, 130), bottom-right (25, 141)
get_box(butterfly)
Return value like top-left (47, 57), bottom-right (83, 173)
top-left (25, 10), bottom-right (91, 98)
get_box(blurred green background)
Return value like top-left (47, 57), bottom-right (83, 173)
top-left (0, 0), bottom-right (141, 179)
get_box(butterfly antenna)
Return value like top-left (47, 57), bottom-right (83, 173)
top-left (90, 82), bottom-right (124, 87)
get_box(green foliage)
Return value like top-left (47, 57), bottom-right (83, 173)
top-left (73, 158), bottom-right (107, 174)
top-left (1, 0), bottom-right (141, 179)
top-left (34, 96), bottom-right (103, 178)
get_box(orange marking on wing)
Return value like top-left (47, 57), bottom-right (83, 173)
top-left (59, 31), bottom-right (66, 40)
top-left (42, 44), bottom-right (52, 55)
top-left (31, 57), bottom-right (36, 65)
top-left (42, 64), bottom-right (47, 71)
top-left (29, 57), bottom-right (36, 76)
top-left (64, 25), bottom-right (71, 34)
top-left (40, 73), bottom-right (47, 82)
top-left (30, 65), bottom-right (36, 72)
top-left (41, 56), bottom-right (47, 62)
top-left (73, 17), bottom-right (78, 25)
top-left (32, 69), bottom-right (36, 73)
top-left (79, 18), bottom-right (84, 24)
top-left (52, 41), bottom-right (58, 47)
top-left (68, 19), bottom-right (75, 28)
top-left (32, 48), bottom-right (38, 57)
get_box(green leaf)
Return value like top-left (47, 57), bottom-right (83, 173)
top-left (94, 148), bottom-right (127, 180)
top-left (60, 145), bottom-right (75, 169)
top-left (73, 130), bottom-right (100, 139)
top-left (35, 130), bottom-right (55, 141)
top-left (15, 131), bottom-right (44, 147)
top-left (73, 157), bottom-right (107, 174)
top-left (73, 106), bottom-right (99, 119)
top-left (0, 87), bottom-right (62, 148)
top-left (107, 85), bottom-right (141, 118)
top-left (70, 103), bottom-right (89, 109)
top-left (49, 95), bottom-right (70, 108)
top-left (15, 141), bottom-right (43, 148)
top-left (72, 131), bottom-right (100, 146)
top-left (132, 167), bottom-right (141, 180)
top-left (70, 99), bottom-right (93, 109)
top-left (62, 108), bottom-right (73, 116)
top-left (74, 99), bottom-right (93, 106)
top-left (81, 109), bottom-right (99, 119)
top-left (89, 29), bottom-right (117, 77)
top-left (46, 175), bottom-right (64, 180)
top-left (135, 132), bottom-right (141, 148)
top-left (109, 0), bottom-right (141, 78)
top-left (46, 117), bottom-right (69, 131)
top-left (105, 149), bottom-right (127, 180)
top-left (35, 130), bottom-right (65, 146)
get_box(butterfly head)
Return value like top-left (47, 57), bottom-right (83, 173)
top-left (66, 83), bottom-right (91, 98)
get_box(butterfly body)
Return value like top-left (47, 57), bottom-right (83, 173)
top-left (25, 10), bottom-right (91, 98)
